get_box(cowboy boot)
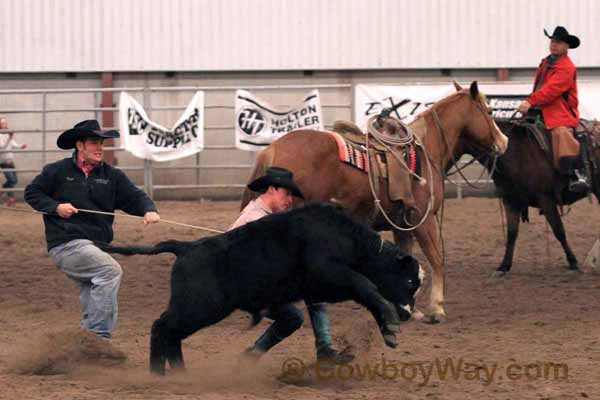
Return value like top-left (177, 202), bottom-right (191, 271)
top-left (307, 303), bottom-right (355, 364)
top-left (571, 169), bottom-right (590, 193)
top-left (559, 157), bottom-right (590, 193)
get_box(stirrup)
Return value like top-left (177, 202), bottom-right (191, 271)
top-left (569, 171), bottom-right (590, 193)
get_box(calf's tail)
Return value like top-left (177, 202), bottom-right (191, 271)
top-left (97, 240), bottom-right (189, 257)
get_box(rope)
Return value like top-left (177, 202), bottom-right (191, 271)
top-left (0, 205), bottom-right (225, 234)
top-left (444, 153), bottom-right (499, 190)
top-left (364, 115), bottom-right (435, 232)
top-left (498, 198), bottom-right (507, 244)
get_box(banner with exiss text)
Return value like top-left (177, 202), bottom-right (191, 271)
top-left (354, 82), bottom-right (600, 130)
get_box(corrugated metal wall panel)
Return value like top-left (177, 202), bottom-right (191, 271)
top-left (1, 0), bottom-right (598, 72)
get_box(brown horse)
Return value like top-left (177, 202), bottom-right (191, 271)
top-left (241, 81), bottom-right (508, 322)
top-left (467, 119), bottom-right (600, 275)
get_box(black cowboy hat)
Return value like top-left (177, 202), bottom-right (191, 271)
top-left (248, 167), bottom-right (305, 199)
top-left (57, 119), bottom-right (120, 149)
top-left (544, 26), bottom-right (580, 49)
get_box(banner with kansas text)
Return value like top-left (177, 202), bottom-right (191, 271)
top-left (354, 82), bottom-right (600, 130)
top-left (119, 91), bottom-right (204, 161)
top-left (235, 89), bottom-right (323, 151)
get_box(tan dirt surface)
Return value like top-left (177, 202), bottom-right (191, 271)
top-left (1, 198), bottom-right (599, 399)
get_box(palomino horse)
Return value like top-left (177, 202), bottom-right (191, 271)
top-left (466, 119), bottom-right (600, 274)
top-left (241, 81), bottom-right (508, 322)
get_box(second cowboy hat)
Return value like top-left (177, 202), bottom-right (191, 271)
top-left (57, 119), bottom-right (120, 150)
top-left (248, 167), bottom-right (305, 199)
top-left (544, 26), bottom-right (580, 49)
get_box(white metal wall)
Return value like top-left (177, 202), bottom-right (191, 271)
top-left (1, 0), bottom-right (599, 72)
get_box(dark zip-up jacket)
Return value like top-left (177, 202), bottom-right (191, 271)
top-left (25, 152), bottom-right (157, 251)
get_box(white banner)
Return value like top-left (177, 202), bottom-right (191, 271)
top-left (235, 89), bottom-right (323, 151)
top-left (119, 91), bottom-right (204, 161)
top-left (354, 83), bottom-right (600, 130)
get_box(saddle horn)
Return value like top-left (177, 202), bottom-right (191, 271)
top-left (377, 98), bottom-right (411, 127)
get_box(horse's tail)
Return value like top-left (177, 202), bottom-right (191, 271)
top-left (240, 146), bottom-right (275, 211)
top-left (97, 240), bottom-right (190, 257)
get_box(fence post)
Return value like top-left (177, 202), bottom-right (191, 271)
top-left (142, 86), bottom-right (154, 199)
top-left (41, 92), bottom-right (47, 166)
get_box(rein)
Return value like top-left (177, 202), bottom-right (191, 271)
top-left (431, 97), bottom-right (501, 189)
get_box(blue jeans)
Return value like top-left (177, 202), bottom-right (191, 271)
top-left (49, 239), bottom-right (123, 338)
top-left (0, 161), bottom-right (17, 198)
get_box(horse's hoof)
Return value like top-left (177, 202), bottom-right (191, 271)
top-left (423, 312), bottom-right (445, 324)
top-left (383, 333), bottom-right (398, 348)
top-left (567, 265), bottom-right (582, 273)
top-left (491, 270), bottom-right (507, 278)
top-left (411, 310), bottom-right (425, 321)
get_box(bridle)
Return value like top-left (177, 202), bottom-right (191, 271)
top-left (431, 93), bottom-right (502, 189)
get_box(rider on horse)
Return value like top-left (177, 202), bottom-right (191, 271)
top-left (517, 26), bottom-right (590, 193)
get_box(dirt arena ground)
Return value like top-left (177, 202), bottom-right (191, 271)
top-left (1, 198), bottom-right (599, 400)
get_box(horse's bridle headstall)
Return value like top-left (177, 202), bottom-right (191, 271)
top-left (430, 93), bottom-right (501, 187)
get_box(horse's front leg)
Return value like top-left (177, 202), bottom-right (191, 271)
top-left (414, 215), bottom-right (445, 323)
top-left (392, 230), bottom-right (426, 321)
top-left (538, 196), bottom-right (580, 271)
top-left (393, 230), bottom-right (415, 254)
top-left (495, 199), bottom-right (522, 275)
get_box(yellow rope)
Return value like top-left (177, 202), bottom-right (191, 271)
top-left (0, 205), bottom-right (224, 234)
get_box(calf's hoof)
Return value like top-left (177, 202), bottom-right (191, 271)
top-left (383, 333), bottom-right (398, 348)
top-left (150, 366), bottom-right (166, 376)
top-left (385, 321), bottom-right (401, 333)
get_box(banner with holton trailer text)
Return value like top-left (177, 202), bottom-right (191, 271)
top-left (234, 89), bottom-right (323, 151)
top-left (118, 91), bottom-right (204, 161)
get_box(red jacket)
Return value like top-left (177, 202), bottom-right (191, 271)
top-left (527, 54), bottom-right (579, 129)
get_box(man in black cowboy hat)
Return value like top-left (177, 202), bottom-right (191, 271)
top-left (229, 167), bottom-right (354, 364)
top-left (517, 26), bottom-right (589, 193)
top-left (25, 119), bottom-right (160, 343)
top-left (229, 166), bottom-right (303, 230)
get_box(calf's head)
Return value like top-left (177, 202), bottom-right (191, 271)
top-left (373, 242), bottom-right (424, 322)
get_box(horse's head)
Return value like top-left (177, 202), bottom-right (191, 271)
top-left (453, 81), bottom-right (508, 156)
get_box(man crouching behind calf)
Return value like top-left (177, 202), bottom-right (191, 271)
top-left (25, 120), bottom-right (160, 341)
top-left (231, 167), bottom-right (354, 364)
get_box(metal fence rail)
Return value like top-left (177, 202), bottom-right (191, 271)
top-left (0, 84), bottom-right (492, 200)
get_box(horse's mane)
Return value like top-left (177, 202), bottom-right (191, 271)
top-left (412, 89), bottom-right (485, 124)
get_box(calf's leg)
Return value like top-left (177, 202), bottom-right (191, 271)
top-left (150, 304), bottom-right (234, 375)
top-left (312, 265), bottom-right (401, 348)
top-left (150, 312), bottom-right (170, 375)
